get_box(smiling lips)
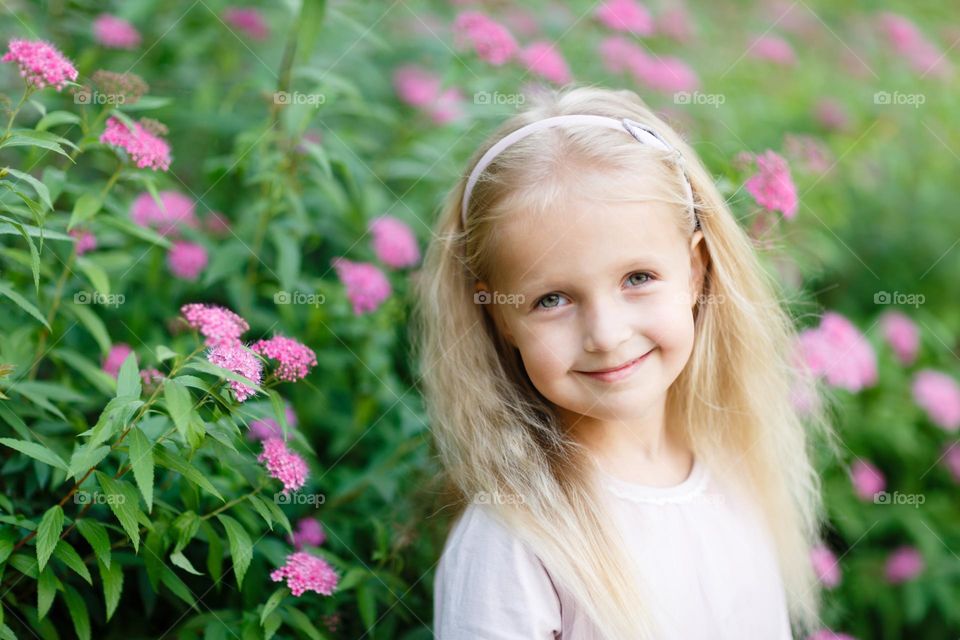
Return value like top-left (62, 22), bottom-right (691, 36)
top-left (576, 349), bottom-right (654, 382)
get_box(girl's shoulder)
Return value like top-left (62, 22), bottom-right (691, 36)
top-left (434, 502), bottom-right (563, 638)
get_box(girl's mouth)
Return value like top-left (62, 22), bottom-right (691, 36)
top-left (575, 349), bottom-right (654, 382)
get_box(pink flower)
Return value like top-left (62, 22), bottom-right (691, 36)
top-left (270, 551), bottom-right (338, 596)
top-left (393, 65), bottom-right (441, 108)
top-left (131, 191), bottom-right (198, 236)
top-left (810, 544), bottom-right (841, 588)
top-left (207, 342), bottom-right (262, 402)
top-left (849, 459), bottom-right (885, 501)
top-left (103, 343), bottom-right (135, 379)
top-left (814, 98), bottom-right (849, 131)
top-left (878, 12), bottom-right (950, 77)
top-left (796, 312), bottom-right (877, 392)
top-left (1, 39), bottom-right (78, 91)
top-left (784, 134), bottom-right (833, 175)
top-left (429, 88), bottom-right (465, 125)
top-left (519, 41), bottom-right (572, 85)
top-left (258, 437), bottom-right (308, 493)
top-left (749, 35), bottom-right (796, 65)
top-left (453, 11), bottom-right (518, 66)
top-left (248, 402), bottom-right (298, 441)
top-left (180, 303), bottom-right (250, 347)
top-left (807, 631), bottom-right (857, 640)
top-left (943, 443), bottom-right (960, 482)
top-left (290, 517), bottom-right (326, 549)
top-left (251, 335), bottom-right (317, 383)
top-left (92, 14), bottom-right (142, 49)
top-left (69, 228), bottom-right (97, 255)
top-left (167, 241), bottom-right (208, 281)
top-left (369, 215), bottom-right (420, 269)
top-left (633, 55), bottom-right (699, 94)
top-left (595, 0), bottom-right (654, 35)
top-left (204, 211), bottom-right (231, 236)
top-left (884, 546), bottom-right (924, 584)
top-left (744, 150), bottom-right (798, 219)
top-left (331, 258), bottom-right (391, 315)
top-left (911, 370), bottom-right (960, 431)
top-left (598, 36), bottom-right (647, 75)
top-left (657, 7), bottom-right (694, 43)
top-left (223, 7), bottom-right (269, 40)
top-left (879, 311), bottom-right (919, 365)
top-left (100, 116), bottom-right (171, 171)
top-left (139, 368), bottom-right (164, 391)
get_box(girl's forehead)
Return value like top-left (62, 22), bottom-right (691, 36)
top-left (490, 197), bottom-right (687, 286)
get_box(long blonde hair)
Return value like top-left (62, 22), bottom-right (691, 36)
top-left (413, 84), bottom-right (835, 639)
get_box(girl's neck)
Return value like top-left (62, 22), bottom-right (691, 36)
top-left (561, 402), bottom-right (694, 487)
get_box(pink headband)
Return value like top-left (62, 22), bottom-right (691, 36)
top-left (460, 114), bottom-right (699, 231)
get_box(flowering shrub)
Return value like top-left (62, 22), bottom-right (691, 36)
top-left (0, 1), bottom-right (957, 638)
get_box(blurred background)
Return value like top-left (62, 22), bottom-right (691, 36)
top-left (0, 0), bottom-right (958, 638)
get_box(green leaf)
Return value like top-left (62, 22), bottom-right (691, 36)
top-left (37, 565), bottom-right (58, 619)
top-left (217, 515), bottom-right (253, 590)
top-left (0, 283), bottom-right (50, 329)
top-left (97, 556), bottom-right (123, 621)
top-left (171, 511), bottom-right (200, 554)
top-left (155, 345), bottom-right (178, 362)
top-left (169, 550), bottom-right (203, 575)
top-left (163, 378), bottom-right (193, 443)
top-left (248, 494), bottom-right (273, 531)
top-left (116, 352), bottom-right (140, 399)
top-left (97, 214), bottom-right (172, 247)
top-left (0, 217), bottom-right (41, 294)
top-left (2, 168), bottom-right (53, 212)
top-left (35, 110), bottom-right (81, 131)
top-left (76, 519), bottom-right (110, 570)
top-left (0, 438), bottom-right (68, 472)
top-left (357, 582), bottom-right (377, 634)
top-left (284, 608), bottom-right (325, 640)
top-left (53, 540), bottom-right (92, 585)
top-left (62, 583), bottom-right (91, 640)
top-left (0, 134), bottom-right (70, 159)
top-left (76, 256), bottom-right (111, 296)
top-left (159, 566), bottom-right (199, 610)
top-left (52, 348), bottom-right (116, 396)
top-left (268, 390), bottom-right (290, 441)
top-left (0, 402), bottom-right (33, 440)
top-left (95, 472), bottom-right (142, 552)
top-left (153, 446), bottom-right (224, 501)
top-left (64, 302), bottom-right (111, 356)
top-left (67, 444), bottom-right (110, 481)
top-left (68, 193), bottom-right (103, 231)
top-left (269, 227), bottom-right (301, 293)
top-left (127, 428), bottom-right (154, 512)
top-left (201, 520), bottom-right (224, 583)
top-left (260, 587), bottom-right (289, 626)
top-left (261, 496), bottom-right (292, 537)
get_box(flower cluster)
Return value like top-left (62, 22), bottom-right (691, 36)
top-left (331, 257), bottom-right (392, 316)
top-left (796, 312), bottom-right (877, 392)
top-left (453, 12), bottom-right (518, 66)
top-left (207, 342), bottom-right (262, 403)
top-left (251, 335), bottom-right (318, 383)
top-left (257, 437), bottom-right (308, 494)
top-left (92, 14), bottom-right (142, 49)
top-left (744, 150), bottom-right (799, 219)
top-left (290, 516), bottom-right (326, 550)
top-left (248, 402), bottom-right (298, 441)
top-left (100, 116), bottom-right (172, 171)
top-left (1, 39), bottom-right (77, 91)
top-left (181, 303), bottom-right (250, 347)
top-left (131, 190), bottom-right (198, 236)
top-left (269, 551), bottom-right (339, 597)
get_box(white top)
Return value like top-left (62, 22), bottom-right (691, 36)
top-left (433, 456), bottom-right (794, 639)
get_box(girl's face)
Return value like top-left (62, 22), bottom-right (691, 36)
top-left (480, 195), bottom-right (707, 426)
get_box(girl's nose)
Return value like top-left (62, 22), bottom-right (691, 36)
top-left (582, 299), bottom-right (633, 354)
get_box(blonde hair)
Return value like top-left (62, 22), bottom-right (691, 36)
top-left (413, 84), bottom-right (836, 639)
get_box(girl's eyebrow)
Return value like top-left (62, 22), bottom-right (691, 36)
top-left (518, 255), bottom-right (664, 291)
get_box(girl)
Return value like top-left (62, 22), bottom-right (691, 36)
top-left (413, 85), bottom-right (835, 639)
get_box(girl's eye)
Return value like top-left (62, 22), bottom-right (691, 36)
top-left (627, 271), bottom-right (654, 287)
top-left (534, 293), bottom-right (568, 310)
top-left (533, 272), bottom-right (655, 311)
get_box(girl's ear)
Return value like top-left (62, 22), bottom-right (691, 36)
top-left (688, 230), bottom-right (708, 307)
top-left (475, 280), bottom-right (517, 348)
